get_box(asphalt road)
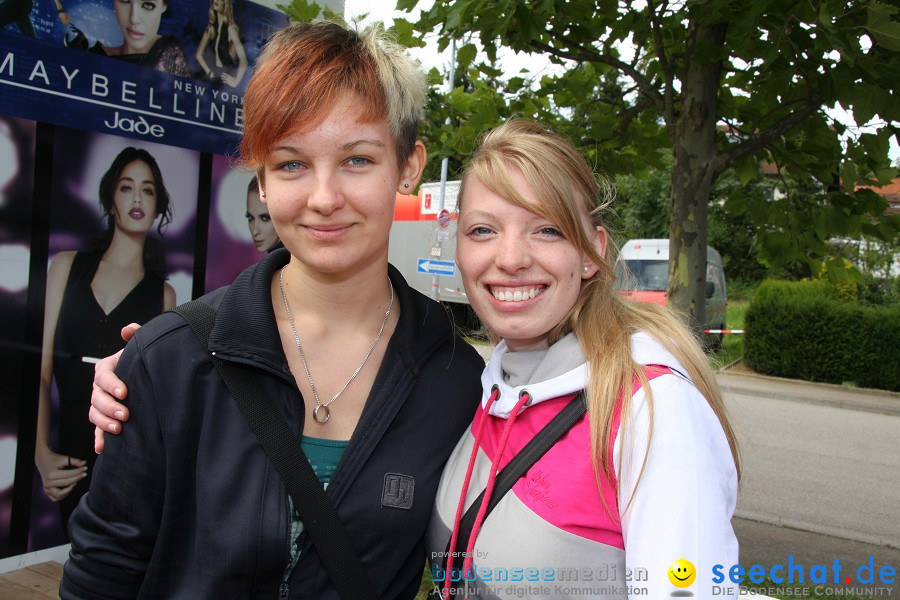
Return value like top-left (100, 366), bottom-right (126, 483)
top-left (719, 372), bottom-right (900, 551)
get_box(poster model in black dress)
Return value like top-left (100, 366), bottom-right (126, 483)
top-left (194, 0), bottom-right (246, 87)
top-left (35, 147), bottom-right (175, 534)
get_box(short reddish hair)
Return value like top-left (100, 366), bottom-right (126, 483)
top-left (241, 21), bottom-right (424, 171)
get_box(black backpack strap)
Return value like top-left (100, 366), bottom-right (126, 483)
top-left (174, 300), bottom-right (377, 600)
top-left (439, 392), bottom-right (587, 584)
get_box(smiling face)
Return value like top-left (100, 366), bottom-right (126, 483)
top-left (113, 0), bottom-right (166, 55)
top-left (457, 169), bottom-right (603, 351)
top-left (245, 189), bottom-right (278, 252)
top-left (110, 160), bottom-right (157, 233)
top-left (260, 92), bottom-right (423, 278)
top-left (668, 559), bottom-right (697, 588)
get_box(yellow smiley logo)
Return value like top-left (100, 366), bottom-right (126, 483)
top-left (668, 558), bottom-right (696, 587)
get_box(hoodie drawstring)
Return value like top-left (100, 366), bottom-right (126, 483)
top-left (441, 386), bottom-right (498, 599)
top-left (442, 388), bottom-right (531, 599)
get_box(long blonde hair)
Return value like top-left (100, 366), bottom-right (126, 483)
top-left (205, 0), bottom-right (237, 50)
top-left (459, 120), bottom-right (740, 503)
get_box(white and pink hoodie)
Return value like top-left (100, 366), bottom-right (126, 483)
top-left (427, 332), bottom-right (738, 599)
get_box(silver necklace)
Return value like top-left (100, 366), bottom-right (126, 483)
top-left (279, 266), bottom-right (393, 424)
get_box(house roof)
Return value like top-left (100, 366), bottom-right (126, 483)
top-left (857, 178), bottom-right (900, 215)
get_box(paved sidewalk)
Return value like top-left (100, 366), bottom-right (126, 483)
top-left (717, 368), bottom-right (900, 417)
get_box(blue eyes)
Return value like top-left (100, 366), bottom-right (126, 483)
top-left (274, 157), bottom-right (370, 172)
top-left (467, 226), bottom-right (564, 238)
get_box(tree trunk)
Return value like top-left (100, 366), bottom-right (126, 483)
top-left (667, 15), bottom-right (726, 334)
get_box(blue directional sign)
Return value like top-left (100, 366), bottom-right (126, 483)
top-left (416, 258), bottom-right (456, 276)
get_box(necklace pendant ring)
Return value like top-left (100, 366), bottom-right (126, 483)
top-left (313, 404), bottom-right (330, 424)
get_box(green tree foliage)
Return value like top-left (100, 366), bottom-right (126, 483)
top-left (403, 0), bottom-right (900, 330)
top-left (611, 152), bottom-right (672, 241)
top-left (707, 176), bottom-right (771, 283)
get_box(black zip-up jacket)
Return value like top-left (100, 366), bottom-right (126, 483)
top-left (60, 249), bottom-right (484, 599)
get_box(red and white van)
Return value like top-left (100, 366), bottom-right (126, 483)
top-left (616, 239), bottom-right (727, 346)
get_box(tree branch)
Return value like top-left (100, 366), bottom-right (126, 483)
top-left (526, 36), bottom-right (666, 115)
top-left (578, 96), bottom-right (654, 146)
top-left (712, 93), bottom-right (823, 179)
top-left (769, 144), bottom-right (837, 190)
top-left (647, 0), bottom-right (677, 123)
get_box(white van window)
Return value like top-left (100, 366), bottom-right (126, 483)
top-left (621, 259), bottom-right (668, 291)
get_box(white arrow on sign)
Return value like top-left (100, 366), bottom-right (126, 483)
top-left (417, 259), bottom-right (456, 275)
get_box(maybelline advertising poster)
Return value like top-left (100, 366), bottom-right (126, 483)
top-left (0, 0), bottom-right (288, 154)
top-left (0, 0), bottom-right (289, 554)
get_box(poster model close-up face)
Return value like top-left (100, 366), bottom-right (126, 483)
top-left (204, 154), bottom-right (278, 293)
top-left (111, 0), bottom-right (169, 56)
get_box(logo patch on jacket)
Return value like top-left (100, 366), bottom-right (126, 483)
top-left (382, 473), bottom-right (414, 509)
top-left (525, 469), bottom-right (559, 509)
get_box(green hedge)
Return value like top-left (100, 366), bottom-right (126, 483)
top-left (744, 280), bottom-right (900, 391)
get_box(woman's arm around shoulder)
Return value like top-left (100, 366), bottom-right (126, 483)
top-left (614, 373), bottom-right (739, 599)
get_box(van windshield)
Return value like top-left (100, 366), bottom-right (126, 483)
top-left (617, 259), bottom-right (669, 291)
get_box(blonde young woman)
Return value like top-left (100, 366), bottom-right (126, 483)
top-left (426, 120), bottom-right (740, 599)
top-left (194, 0), bottom-right (247, 87)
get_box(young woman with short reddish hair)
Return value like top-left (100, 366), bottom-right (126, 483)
top-left (61, 22), bottom-right (483, 599)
